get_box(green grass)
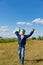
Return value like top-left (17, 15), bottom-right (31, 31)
top-left (0, 40), bottom-right (43, 65)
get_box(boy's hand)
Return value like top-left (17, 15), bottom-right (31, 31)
top-left (32, 28), bottom-right (35, 31)
top-left (13, 27), bottom-right (20, 34)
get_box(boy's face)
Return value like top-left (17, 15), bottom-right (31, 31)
top-left (20, 29), bottom-right (25, 35)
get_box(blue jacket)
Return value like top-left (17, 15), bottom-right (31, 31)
top-left (15, 30), bottom-right (34, 47)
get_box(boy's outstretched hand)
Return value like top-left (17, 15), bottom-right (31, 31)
top-left (32, 28), bottom-right (35, 31)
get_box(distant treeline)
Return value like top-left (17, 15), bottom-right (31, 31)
top-left (0, 36), bottom-right (43, 43)
top-left (0, 38), bottom-right (17, 43)
top-left (31, 36), bottom-right (43, 40)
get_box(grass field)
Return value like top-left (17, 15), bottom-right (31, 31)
top-left (0, 40), bottom-right (43, 65)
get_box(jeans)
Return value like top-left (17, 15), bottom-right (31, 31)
top-left (18, 45), bottom-right (25, 64)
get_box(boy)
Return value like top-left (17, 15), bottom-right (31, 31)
top-left (15, 28), bottom-right (35, 65)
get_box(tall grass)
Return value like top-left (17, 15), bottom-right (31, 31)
top-left (0, 40), bottom-right (43, 65)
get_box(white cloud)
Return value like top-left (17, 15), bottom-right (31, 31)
top-left (17, 22), bottom-right (26, 25)
top-left (0, 26), bottom-right (15, 38)
top-left (17, 18), bottom-right (43, 26)
top-left (26, 22), bottom-right (32, 25)
top-left (0, 18), bottom-right (43, 38)
top-left (32, 18), bottom-right (43, 24)
top-left (17, 22), bottom-right (32, 26)
top-left (1, 26), bottom-right (8, 29)
top-left (0, 26), bottom-right (9, 32)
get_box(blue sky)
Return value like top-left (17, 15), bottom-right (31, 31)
top-left (0, 0), bottom-right (43, 38)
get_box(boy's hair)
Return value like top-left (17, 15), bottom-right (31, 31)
top-left (22, 29), bottom-right (25, 33)
top-left (19, 29), bottom-right (26, 35)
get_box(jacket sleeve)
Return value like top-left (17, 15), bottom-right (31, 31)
top-left (15, 31), bottom-right (19, 37)
top-left (25, 30), bottom-right (34, 38)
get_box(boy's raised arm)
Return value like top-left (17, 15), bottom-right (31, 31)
top-left (15, 31), bottom-right (19, 36)
top-left (25, 28), bottom-right (35, 38)
top-left (15, 27), bottom-right (20, 37)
